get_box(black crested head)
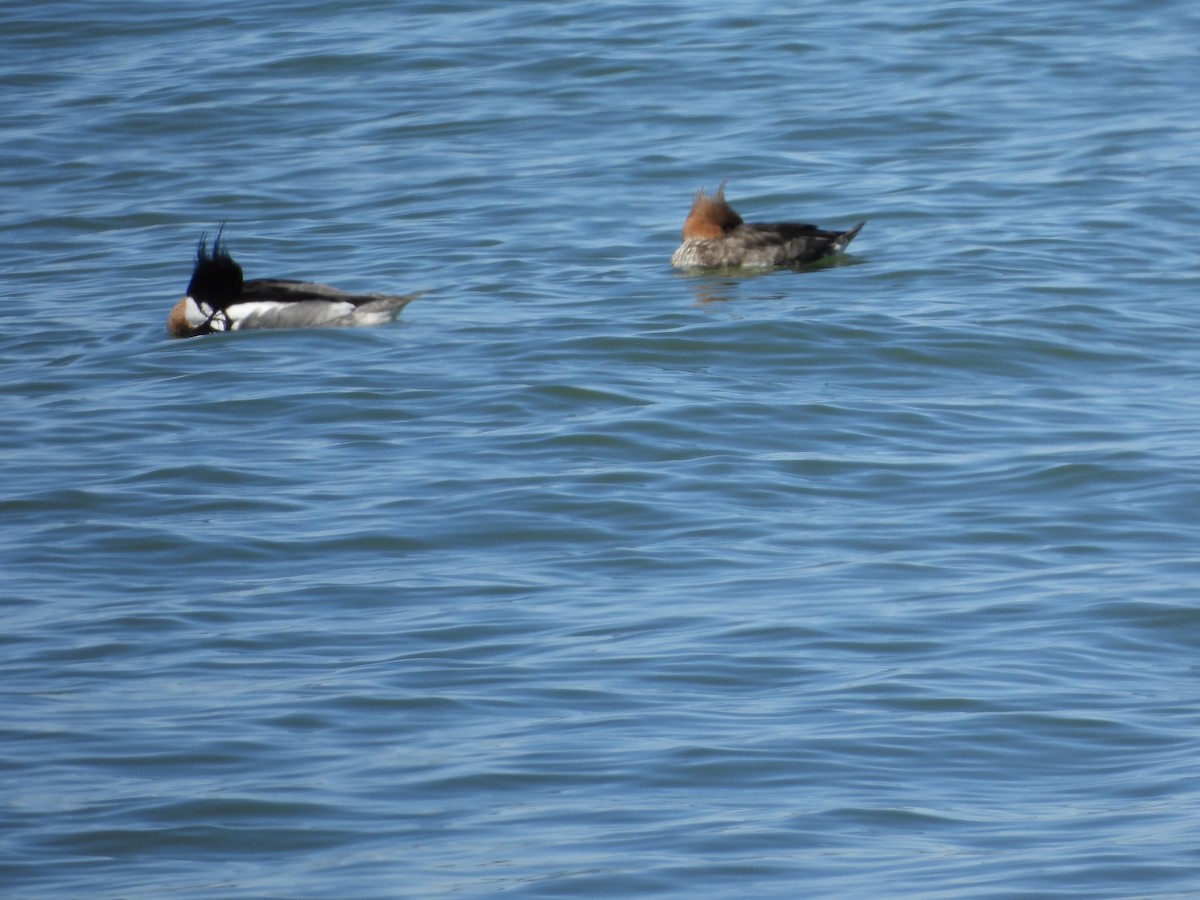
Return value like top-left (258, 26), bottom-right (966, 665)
top-left (186, 225), bottom-right (244, 308)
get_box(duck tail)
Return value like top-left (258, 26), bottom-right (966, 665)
top-left (837, 221), bottom-right (865, 250)
top-left (348, 291), bottom-right (423, 326)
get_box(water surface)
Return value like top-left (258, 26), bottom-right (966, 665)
top-left (3, 1), bottom-right (1200, 896)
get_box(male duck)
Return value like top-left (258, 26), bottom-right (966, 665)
top-left (167, 231), bottom-right (419, 338)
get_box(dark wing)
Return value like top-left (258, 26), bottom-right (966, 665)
top-left (744, 222), bottom-right (841, 242)
top-left (737, 222), bottom-right (862, 265)
top-left (241, 278), bottom-right (351, 303)
top-left (242, 278), bottom-right (405, 308)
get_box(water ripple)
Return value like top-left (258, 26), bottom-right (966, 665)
top-left (4, 0), bottom-right (1200, 897)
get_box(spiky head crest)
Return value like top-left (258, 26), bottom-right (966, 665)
top-left (680, 181), bottom-right (744, 240)
top-left (186, 225), bottom-right (243, 307)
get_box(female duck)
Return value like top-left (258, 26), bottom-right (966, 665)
top-left (167, 232), bottom-right (419, 338)
top-left (670, 182), bottom-right (863, 269)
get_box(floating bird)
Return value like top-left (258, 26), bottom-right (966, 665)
top-left (670, 182), bottom-right (864, 269)
top-left (167, 231), bottom-right (419, 338)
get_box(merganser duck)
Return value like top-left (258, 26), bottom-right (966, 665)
top-left (670, 182), bottom-right (864, 269)
top-left (167, 231), bottom-right (419, 338)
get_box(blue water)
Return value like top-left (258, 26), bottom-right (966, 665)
top-left (3, 1), bottom-right (1200, 896)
